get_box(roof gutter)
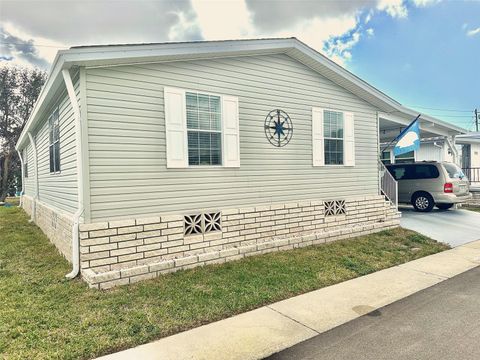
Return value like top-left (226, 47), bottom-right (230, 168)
top-left (445, 136), bottom-right (459, 164)
top-left (62, 68), bottom-right (84, 279)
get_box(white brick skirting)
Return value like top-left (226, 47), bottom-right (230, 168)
top-left (21, 195), bottom-right (73, 262)
top-left (79, 195), bottom-right (401, 289)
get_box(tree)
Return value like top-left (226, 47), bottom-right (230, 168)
top-left (0, 66), bottom-right (46, 202)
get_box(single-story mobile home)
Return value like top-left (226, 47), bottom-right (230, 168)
top-left (16, 38), bottom-right (466, 289)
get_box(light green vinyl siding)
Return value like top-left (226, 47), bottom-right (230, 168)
top-left (22, 71), bottom-right (80, 214)
top-left (24, 142), bottom-right (35, 195)
top-left (86, 54), bottom-right (380, 221)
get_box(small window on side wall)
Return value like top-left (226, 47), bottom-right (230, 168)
top-left (312, 107), bottom-right (355, 167)
top-left (186, 92), bottom-right (222, 166)
top-left (324, 110), bottom-right (344, 165)
top-left (49, 108), bottom-right (61, 173)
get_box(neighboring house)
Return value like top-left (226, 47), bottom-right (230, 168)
top-left (456, 132), bottom-right (480, 185)
top-left (380, 137), bottom-right (457, 165)
top-left (15, 38), bottom-right (465, 289)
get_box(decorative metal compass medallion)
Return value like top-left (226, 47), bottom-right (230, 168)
top-left (264, 109), bottom-right (293, 147)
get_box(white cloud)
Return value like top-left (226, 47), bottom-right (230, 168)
top-left (323, 31), bottom-right (362, 66)
top-left (467, 27), bottom-right (480, 37)
top-left (376, 0), bottom-right (408, 18)
top-left (167, 11), bottom-right (202, 41)
top-left (1, 22), bottom-right (67, 69)
top-left (1, 0), bottom-right (447, 70)
top-left (191, 0), bottom-right (254, 40)
top-left (412, 0), bottom-right (441, 7)
top-left (365, 10), bottom-right (374, 23)
top-left (187, 0), bottom-right (361, 66)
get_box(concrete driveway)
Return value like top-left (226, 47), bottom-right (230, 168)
top-left (400, 206), bottom-right (480, 247)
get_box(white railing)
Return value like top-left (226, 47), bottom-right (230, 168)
top-left (379, 160), bottom-right (398, 208)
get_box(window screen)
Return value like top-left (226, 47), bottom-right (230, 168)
top-left (324, 110), bottom-right (344, 165)
top-left (186, 92), bottom-right (222, 166)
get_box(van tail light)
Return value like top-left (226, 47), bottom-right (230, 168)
top-left (444, 183), bottom-right (453, 193)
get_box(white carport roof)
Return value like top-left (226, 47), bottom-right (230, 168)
top-left (16, 37), bottom-right (467, 149)
top-left (455, 132), bottom-right (480, 144)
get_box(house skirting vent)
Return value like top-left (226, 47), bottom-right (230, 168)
top-left (324, 200), bottom-right (346, 216)
top-left (184, 212), bottom-right (222, 235)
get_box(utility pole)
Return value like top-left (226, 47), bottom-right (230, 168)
top-left (475, 108), bottom-right (479, 132)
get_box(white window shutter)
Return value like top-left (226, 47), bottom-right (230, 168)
top-left (222, 95), bottom-right (240, 167)
top-left (312, 107), bottom-right (325, 166)
top-left (344, 111), bottom-right (355, 166)
top-left (164, 87), bottom-right (188, 168)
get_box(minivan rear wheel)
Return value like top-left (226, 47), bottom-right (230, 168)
top-left (436, 203), bottom-right (454, 210)
top-left (412, 193), bottom-right (434, 212)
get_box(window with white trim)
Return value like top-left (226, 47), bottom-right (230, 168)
top-left (186, 92), bottom-right (222, 166)
top-left (164, 87), bottom-right (240, 168)
top-left (49, 108), bottom-right (60, 173)
top-left (324, 110), bottom-right (344, 165)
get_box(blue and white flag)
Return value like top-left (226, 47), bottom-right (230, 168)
top-left (393, 119), bottom-right (420, 156)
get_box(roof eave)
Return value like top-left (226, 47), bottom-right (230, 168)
top-left (16, 38), bottom-right (467, 150)
top-left (16, 52), bottom-right (67, 150)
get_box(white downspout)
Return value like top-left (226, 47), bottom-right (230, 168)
top-left (62, 68), bottom-right (84, 279)
top-left (16, 149), bottom-right (24, 208)
top-left (445, 136), bottom-right (459, 164)
top-left (27, 132), bottom-right (38, 221)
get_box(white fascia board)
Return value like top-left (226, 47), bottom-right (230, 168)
top-left (16, 53), bottom-right (65, 150)
top-left (60, 38), bottom-right (295, 67)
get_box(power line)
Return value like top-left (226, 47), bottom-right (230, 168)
top-left (405, 105), bottom-right (472, 113)
top-left (424, 114), bottom-right (473, 118)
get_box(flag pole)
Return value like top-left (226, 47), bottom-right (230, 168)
top-left (380, 114), bottom-right (421, 154)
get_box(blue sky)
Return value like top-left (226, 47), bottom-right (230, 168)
top-left (1, 0), bottom-right (479, 130)
top-left (349, 1), bottom-right (480, 130)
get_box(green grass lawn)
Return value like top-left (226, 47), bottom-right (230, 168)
top-left (0, 206), bottom-right (449, 360)
top-left (464, 206), bottom-right (480, 212)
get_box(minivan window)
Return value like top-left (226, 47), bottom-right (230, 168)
top-left (387, 164), bottom-right (439, 180)
top-left (443, 163), bottom-right (465, 179)
top-left (412, 165), bottom-right (439, 179)
top-left (389, 166), bottom-right (407, 180)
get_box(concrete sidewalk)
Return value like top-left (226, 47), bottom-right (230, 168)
top-left (96, 241), bottom-right (480, 360)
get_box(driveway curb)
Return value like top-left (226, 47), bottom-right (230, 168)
top-left (96, 241), bottom-right (480, 360)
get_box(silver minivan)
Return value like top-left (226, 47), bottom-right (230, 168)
top-left (386, 161), bottom-right (472, 212)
